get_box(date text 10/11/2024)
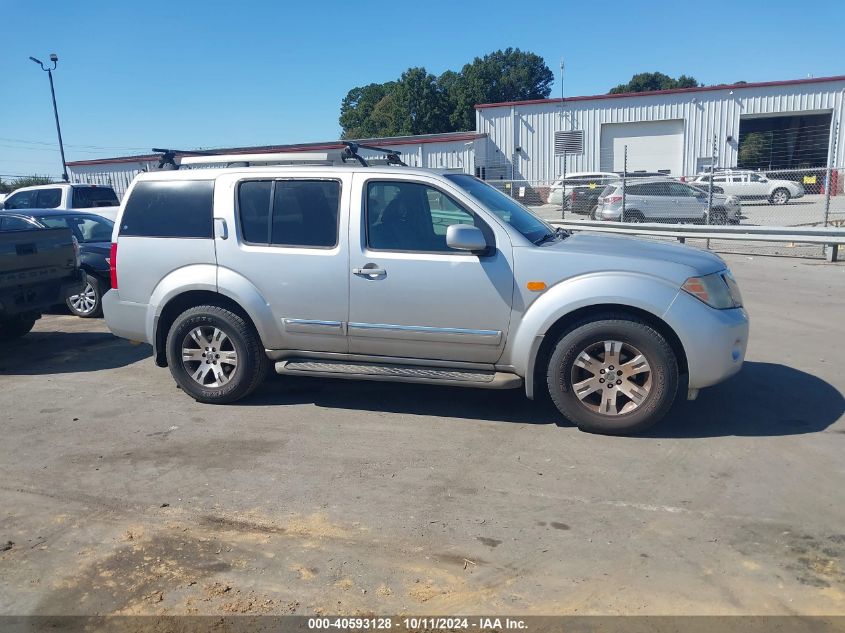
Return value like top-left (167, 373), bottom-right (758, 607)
top-left (307, 617), bottom-right (528, 630)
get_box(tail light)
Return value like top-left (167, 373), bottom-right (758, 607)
top-left (605, 195), bottom-right (623, 204)
top-left (570, 191), bottom-right (577, 203)
top-left (109, 242), bottom-right (118, 289)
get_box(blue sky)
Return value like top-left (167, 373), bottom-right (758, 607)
top-left (1, 0), bottom-right (842, 177)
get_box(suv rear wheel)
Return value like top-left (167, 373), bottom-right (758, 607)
top-left (166, 305), bottom-right (268, 404)
top-left (546, 317), bottom-right (679, 435)
top-left (622, 210), bottom-right (644, 223)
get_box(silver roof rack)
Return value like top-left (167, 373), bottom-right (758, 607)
top-left (152, 142), bottom-right (407, 170)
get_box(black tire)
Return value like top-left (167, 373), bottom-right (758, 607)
top-left (710, 209), bottom-right (728, 225)
top-left (0, 316), bottom-right (36, 340)
top-left (66, 276), bottom-right (103, 318)
top-left (546, 317), bottom-right (679, 435)
top-left (622, 210), bottom-right (644, 223)
top-left (165, 305), bottom-right (268, 404)
top-left (770, 188), bottom-right (791, 205)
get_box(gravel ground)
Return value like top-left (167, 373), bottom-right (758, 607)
top-left (0, 254), bottom-right (843, 616)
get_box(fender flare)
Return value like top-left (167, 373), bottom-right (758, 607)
top-left (505, 272), bottom-right (683, 398)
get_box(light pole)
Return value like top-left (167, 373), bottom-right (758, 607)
top-left (29, 53), bottom-right (68, 182)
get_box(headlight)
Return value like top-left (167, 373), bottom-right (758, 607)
top-left (682, 270), bottom-right (743, 309)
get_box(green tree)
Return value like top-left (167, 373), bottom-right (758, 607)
top-left (339, 82), bottom-right (396, 139)
top-left (447, 48), bottom-right (554, 131)
top-left (0, 175), bottom-right (53, 193)
top-left (389, 67), bottom-right (450, 136)
top-left (338, 49), bottom-right (554, 137)
top-left (609, 72), bottom-right (700, 94)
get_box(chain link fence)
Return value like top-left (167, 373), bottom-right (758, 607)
top-left (484, 166), bottom-right (844, 258)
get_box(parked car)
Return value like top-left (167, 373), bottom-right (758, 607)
top-left (0, 183), bottom-right (120, 219)
top-left (0, 210), bottom-right (114, 317)
top-left (564, 177), bottom-right (717, 218)
top-left (0, 217), bottom-right (84, 339)
top-left (103, 164), bottom-right (748, 435)
top-left (595, 178), bottom-right (742, 224)
top-left (692, 170), bottom-right (804, 204)
top-left (547, 172), bottom-right (618, 205)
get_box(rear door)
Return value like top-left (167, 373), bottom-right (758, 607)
top-left (213, 172), bottom-right (350, 353)
top-left (35, 188), bottom-right (62, 208)
top-left (346, 173), bottom-right (514, 363)
top-left (668, 182), bottom-right (703, 220)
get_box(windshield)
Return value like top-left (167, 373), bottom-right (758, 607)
top-left (445, 174), bottom-right (555, 244)
top-left (36, 214), bottom-right (115, 243)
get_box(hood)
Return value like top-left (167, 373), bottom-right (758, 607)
top-left (538, 231), bottom-right (726, 281)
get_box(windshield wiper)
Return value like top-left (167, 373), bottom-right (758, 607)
top-left (533, 227), bottom-right (569, 246)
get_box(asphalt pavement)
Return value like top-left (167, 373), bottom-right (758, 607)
top-left (1, 254), bottom-right (843, 616)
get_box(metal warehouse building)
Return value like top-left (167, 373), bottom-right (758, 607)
top-left (67, 75), bottom-right (845, 194)
top-left (475, 74), bottom-right (845, 183)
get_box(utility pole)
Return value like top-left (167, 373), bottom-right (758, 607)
top-left (559, 59), bottom-right (566, 219)
top-left (30, 53), bottom-right (68, 182)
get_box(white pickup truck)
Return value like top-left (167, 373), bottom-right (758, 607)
top-left (0, 183), bottom-right (121, 220)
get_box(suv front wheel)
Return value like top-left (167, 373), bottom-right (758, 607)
top-left (546, 317), bottom-right (679, 435)
top-left (166, 305), bottom-right (268, 404)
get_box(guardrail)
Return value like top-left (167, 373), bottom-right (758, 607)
top-left (547, 220), bottom-right (845, 262)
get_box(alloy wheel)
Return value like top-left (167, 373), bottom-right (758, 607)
top-left (181, 326), bottom-right (239, 387)
top-left (68, 282), bottom-right (97, 315)
top-left (570, 340), bottom-right (652, 416)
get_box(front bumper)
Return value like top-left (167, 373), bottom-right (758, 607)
top-left (664, 290), bottom-right (749, 389)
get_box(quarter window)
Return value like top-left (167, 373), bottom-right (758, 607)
top-left (120, 180), bottom-right (214, 238)
top-left (72, 186), bottom-right (119, 208)
top-left (237, 179), bottom-right (339, 248)
top-left (366, 181), bottom-right (478, 253)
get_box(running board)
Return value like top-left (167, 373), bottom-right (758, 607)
top-left (275, 359), bottom-right (522, 389)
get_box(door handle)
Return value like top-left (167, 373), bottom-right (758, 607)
top-left (214, 217), bottom-right (228, 240)
top-left (353, 265), bottom-right (387, 277)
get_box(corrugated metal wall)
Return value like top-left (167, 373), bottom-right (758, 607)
top-left (70, 161), bottom-right (158, 198)
top-left (476, 80), bottom-right (845, 182)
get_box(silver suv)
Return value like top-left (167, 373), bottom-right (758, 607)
top-left (103, 164), bottom-right (749, 435)
top-left (596, 178), bottom-right (742, 224)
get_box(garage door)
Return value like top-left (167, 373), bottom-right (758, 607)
top-left (600, 120), bottom-right (684, 175)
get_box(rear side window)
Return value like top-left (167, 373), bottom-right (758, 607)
top-left (72, 186), bottom-right (119, 208)
top-left (237, 179), bottom-right (339, 248)
top-left (120, 180), bottom-right (214, 238)
top-left (35, 188), bottom-right (61, 208)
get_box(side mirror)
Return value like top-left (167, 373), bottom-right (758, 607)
top-left (446, 224), bottom-right (487, 253)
